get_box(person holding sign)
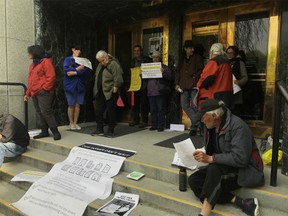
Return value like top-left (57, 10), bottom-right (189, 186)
top-left (188, 99), bottom-right (264, 216)
top-left (147, 51), bottom-right (171, 132)
top-left (129, 45), bottom-right (151, 128)
top-left (63, 44), bottom-right (89, 130)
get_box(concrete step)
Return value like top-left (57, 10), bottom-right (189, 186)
top-left (2, 155), bottom-right (288, 216)
top-left (19, 145), bottom-right (288, 212)
top-left (28, 140), bottom-right (181, 185)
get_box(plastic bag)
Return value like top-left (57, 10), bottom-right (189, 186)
top-left (262, 149), bottom-right (283, 165)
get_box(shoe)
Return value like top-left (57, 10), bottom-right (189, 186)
top-left (33, 130), bottom-right (49, 139)
top-left (139, 123), bottom-right (148, 128)
top-left (157, 128), bottom-right (164, 132)
top-left (189, 129), bottom-right (197, 136)
top-left (75, 125), bottom-right (81, 130)
top-left (69, 124), bottom-right (76, 130)
top-left (104, 128), bottom-right (114, 138)
top-left (129, 121), bottom-right (139, 126)
top-left (242, 198), bottom-right (260, 216)
top-left (50, 127), bottom-right (61, 140)
top-left (149, 127), bottom-right (157, 131)
top-left (91, 129), bottom-right (104, 136)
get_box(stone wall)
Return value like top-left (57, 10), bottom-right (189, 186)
top-left (0, 0), bottom-right (35, 127)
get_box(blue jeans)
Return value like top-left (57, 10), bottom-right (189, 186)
top-left (149, 95), bottom-right (166, 129)
top-left (0, 142), bottom-right (27, 167)
top-left (180, 90), bottom-right (200, 130)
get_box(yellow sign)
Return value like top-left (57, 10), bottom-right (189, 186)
top-left (128, 67), bottom-right (141, 92)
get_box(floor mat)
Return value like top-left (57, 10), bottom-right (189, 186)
top-left (154, 133), bottom-right (204, 149)
top-left (69, 124), bottom-right (147, 138)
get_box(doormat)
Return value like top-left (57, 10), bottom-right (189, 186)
top-left (69, 124), bottom-right (147, 138)
top-left (154, 133), bottom-right (204, 149)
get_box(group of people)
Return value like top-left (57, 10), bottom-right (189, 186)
top-left (0, 41), bottom-right (263, 216)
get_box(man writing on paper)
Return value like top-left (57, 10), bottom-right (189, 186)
top-left (188, 99), bottom-right (264, 216)
top-left (0, 114), bottom-right (29, 167)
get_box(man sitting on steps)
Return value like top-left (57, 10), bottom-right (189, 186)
top-left (0, 114), bottom-right (29, 167)
top-left (188, 99), bottom-right (264, 216)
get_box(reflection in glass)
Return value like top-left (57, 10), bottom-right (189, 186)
top-left (235, 12), bottom-right (269, 120)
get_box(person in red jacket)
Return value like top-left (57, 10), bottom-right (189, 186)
top-left (24, 45), bottom-right (61, 140)
top-left (196, 43), bottom-right (233, 109)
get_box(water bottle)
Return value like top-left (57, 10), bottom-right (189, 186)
top-left (179, 167), bottom-right (187, 192)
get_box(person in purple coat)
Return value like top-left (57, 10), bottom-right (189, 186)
top-left (63, 45), bottom-right (88, 130)
top-left (147, 51), bottom-right (171, 132)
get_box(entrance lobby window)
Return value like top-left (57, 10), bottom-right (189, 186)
top-left (235, 12), bottom-right (269, 120)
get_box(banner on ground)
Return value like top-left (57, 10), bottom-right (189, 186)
top-left (13, 143), bottom-right (136, 216)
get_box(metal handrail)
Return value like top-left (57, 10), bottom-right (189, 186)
top-left (0, 82), bottom-right (28, 128)
top-left (270, 80), bottom-right (288, 186)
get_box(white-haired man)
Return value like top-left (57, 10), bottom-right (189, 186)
top-left (92, 50), bottom-right (123, 138)
top-left (189, 99), bottom-right (264, 216)
top-left (196, 43), bottom-right (233, 108)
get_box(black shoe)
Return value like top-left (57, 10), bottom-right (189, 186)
top-left (157, 128), bottom-right (164, 132)
top-left (242, 198), bottom-right (259, 216)
top-left (50, 127), bottom-right (61, 140)
top-left (139, 122), bottom-right (148, 128)
top-left (149, 127), bottom-right (157, 131)
top-left (33, 130), bottom-right (49, 139)
top-left (189, 129), bottom-right (197, 136)
top-left (104, 128), bottom-right (114, 138)
top-left (91, 129), bottom-right (104, 136)
top-left (129, 121), bottom-right (139, 126)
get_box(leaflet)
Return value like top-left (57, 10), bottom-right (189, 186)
top-left (94, 192), bottom-right (139, 216)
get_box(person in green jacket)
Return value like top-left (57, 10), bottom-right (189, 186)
top-left (91, 50), bottom-right (123, 138)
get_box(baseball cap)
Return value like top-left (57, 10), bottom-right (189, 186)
top-left (197, 99), bottom-right (225, 118)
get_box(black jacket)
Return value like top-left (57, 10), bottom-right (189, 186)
top-left (0, 114), bottom-right (30, 147)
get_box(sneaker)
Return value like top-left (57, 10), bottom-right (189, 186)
top-left (157, 128), bottom-right (164, 132)
top-left (104, 128), bottom-right (114, 138)
top-left (139, 123), bottom-right (148, 128)
top-left (75, 125), bottom-right (81, 130)
top-left (149, 127), bottom-right (157, 131)
top-left (69, 124), bottom-right (76, 130)
top-left (33, 131), bottom-right (49, 139)
top-left (91, 129), bottom-right (104, 136)
top-left (242, 198), bottom-right (260, 216)
top-left (189, 129), bottom-right (197, 136)
top-left (129, 121), bottom-right (139, 126)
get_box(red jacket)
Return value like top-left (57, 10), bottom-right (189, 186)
top-left (26, 58), bottom-right (56, 97)
top-left (196, 55), bottom-right (233, 108)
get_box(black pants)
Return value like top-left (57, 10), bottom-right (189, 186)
top-left (132, 89), bottom-right (149, 123)
top-left (95, 91), bottom-right (117, 129)
top-left (149, 95), bottom-right (166, 129)
top-left (188, 164), bottom-right (240, 208)
top-left (32, 90), bottom-right (57, 129)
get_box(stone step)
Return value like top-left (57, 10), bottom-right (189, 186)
top-left (28, 141), bottom-right (181, 185)
top-left (2, 156), bottom-right (288, 216)
top-left (0, 176), bottom-right (180, 216)
top-left (20, 145), bottom-right (288, 212)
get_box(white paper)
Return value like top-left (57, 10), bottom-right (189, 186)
top-left (28, 129), bottom-right (41, 138)
top-left (173, 138), bottom-right (206, 168)
top-left (233, 74), bottom-right (241, 94)
top-left (74, 57), bottom-right (93, 70)
top-left (13, 144), bottom-right (128, 216)
top-left (11, 170), bottom-right (47, 182)
top-left (94, 192), bottom-right (139, 216)
top-left (141, 62), bottom-right (163, 79)
top-left (171, 152), bottom-right (197, 170)
top-left (170, 124), bottom-right (185, 132)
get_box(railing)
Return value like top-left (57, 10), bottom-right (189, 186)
top-left (270, 80), bottom-right (288, 186)
top-left (0, 82), bottom-right (28, 128)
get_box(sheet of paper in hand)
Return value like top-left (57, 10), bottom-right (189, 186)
top-left (173, 138), bottom-right (206, 168)
top-left (141, 62), bottom-right (163, 79)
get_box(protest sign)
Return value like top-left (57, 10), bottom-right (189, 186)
top-left (128, 67), bottom-right (141, 91)
top-left (13, 143), bottom-right (136, 216)
top-left (94, 192), bottom-right (139, 216)
top-left (141, 62), bottom-right (162, 79)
